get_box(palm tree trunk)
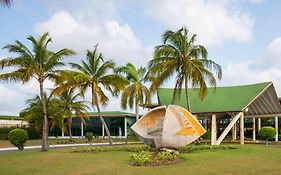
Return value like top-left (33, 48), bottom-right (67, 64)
top-left (135, 100), bottom-right (139, 121)
top-left (68, 117), bottom-right (72, 141)
top-left (39, 80), bottom-right (48, 151)
top-left (96, 103), bottom-right (113, 146)
top-left (185, 77), bottom-right (191, 111)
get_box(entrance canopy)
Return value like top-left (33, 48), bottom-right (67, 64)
top-left (157, 82), bottom-right (281, 117)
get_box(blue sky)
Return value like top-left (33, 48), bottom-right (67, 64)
top-left (1, 0), bottom-right (281, 115)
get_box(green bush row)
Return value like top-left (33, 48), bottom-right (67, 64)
top-left (178, 144), bottom-right (237, 153)
top-left (72, 145), bottom-right (155, 153)
top-left (0, 126), bottom-right (41, 140)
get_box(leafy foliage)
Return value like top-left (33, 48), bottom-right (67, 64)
top-left (201, 130), bottom-right (211, 140)
top-left (20, 94), bottom-right (66, 132)
top-left (0, 32), bottom-right (75, 151)
top-left (85, 132), bottom-right (93, 141)
top-left (8, 128), bottom-right (28, 150)
top-left (116, 63), bottom-right (151, 120)
top-left (148, 26), bottom-right (222, 110)
top-left (130, 151), bottom-right (152, 166)
top-left (259, 126), bottom-right (276, 145)
top-left (54, 45), bottom-right (128, 145)
top-left (0, 126), bottom-right (40, 140)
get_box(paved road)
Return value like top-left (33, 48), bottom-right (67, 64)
top-left (0, 142), bottom-right (124, 152)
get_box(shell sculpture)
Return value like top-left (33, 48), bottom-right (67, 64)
top-left (131, 105), bottom-right (206, 149)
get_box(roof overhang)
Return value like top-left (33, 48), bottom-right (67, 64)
top-left (243, 82), bottom-right (281, 117)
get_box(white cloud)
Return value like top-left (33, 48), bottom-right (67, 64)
top-left (265, 37), bottom-right (281, 68)
top-left (35, 10), bottom-right (152, 66)
top-left (221, 37), bottom-right (281, 95)
top-left (249, 0), bottom-right (264, 4)
top-left (140, 0), bottom-right (254, 47)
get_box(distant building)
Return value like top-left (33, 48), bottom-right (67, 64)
top-left (0, 115), bottom-right (28, 127)
top-left (49, 111), bottom-right (136, 138)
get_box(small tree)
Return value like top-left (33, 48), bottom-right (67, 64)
top-left (8, 129), bottom-right (29, 150)
top-left (85, 132), bottom-right (93, 142)
top-left (259, 126), bottom-right (276, 145)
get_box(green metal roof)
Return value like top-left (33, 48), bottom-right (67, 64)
top-left (86, 111), bottom-right (135, 117)
top-left (157, 82), bottom-right (271, 114)
top-left (0, 115), bottom-right (22, 120)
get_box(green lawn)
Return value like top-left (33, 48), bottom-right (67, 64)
top-left (0, 144), bottom-right (281, 175)
top-left (0, 138), bottom-right (126, 148)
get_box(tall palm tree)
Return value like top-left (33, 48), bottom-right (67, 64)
top-left (0, 33), bottom-right (75, 151)
top-left (58, 88), bottom-right (89, 141)
top-left (115, 63), bottom-right (151, 120)
top-left (54, 45), bottom-right (128, 145)
top-left (148, 26), bottom-right (222, 111)
top-left (0, 0), bottom-right (12, 7)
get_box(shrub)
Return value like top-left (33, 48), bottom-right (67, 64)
top-left (130, 151), bottom-right (152, 166)
top-left (201, 130), bottom-right (211, 140)
top-left (0, 126), bottom-right (40, 140)
top-left (85, 132), bottom-right (93, 142)
top-left (259, 126), bottom-right (276, 145)
top-left (156, 151), bottom-right (179, 161)
top-left (8, 129), bottom-right (29, 150)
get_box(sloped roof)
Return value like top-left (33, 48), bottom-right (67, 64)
top-left (0, 115), bottom-right (22, 120)
top-left (86, 111), bottom-right (135, 117)
top-left (157, 82), bottom-right (280, 114)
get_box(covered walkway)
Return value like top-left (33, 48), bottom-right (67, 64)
top-left (156, 82), bottom-right (281, 145)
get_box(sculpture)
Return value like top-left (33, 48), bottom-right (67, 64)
top-left (131, 105), bottom-right (206, 149)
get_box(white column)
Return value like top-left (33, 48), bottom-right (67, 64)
top-left (62, 129), bottom-right (64, 137)
top-left (240, 112), bottom-right (244, 145)
top-left (252, 118), bottom-right (256, 141)
top-left (124, 117), bottom-right (127, 138)
top-left (275, 116), bottom-right (278, 142)
top-left (102, 123), bottom-right (105, 137)
top-left (211, 114), bottom-right (217, 145)
top-left (81, 121), bottom-right (84, 137)
top-left (232, 119), bottom-right (237, 141)
top-left (258, 118), bottom-right (261, 131)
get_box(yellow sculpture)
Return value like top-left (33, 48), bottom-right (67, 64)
top-left (131, 105), bottom-right (206, 149)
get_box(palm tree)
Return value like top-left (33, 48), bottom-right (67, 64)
top-left (0, 0), bottom-right (12, 7)
top-left (58, 88), bottom-right (89, 141)
top-left (0, 33), bottom-right (75, 151)
top-left (54, 45), bottom-right (128, 145)
top-left (115, 63), bottom-right (151, 120)
top-left (20, 94), bottom-right (66, 134)
top-left (148, 26), bottom-right (222, 111)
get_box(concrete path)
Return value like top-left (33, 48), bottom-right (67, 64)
top-left (0, 142), bottom-right (124, 152)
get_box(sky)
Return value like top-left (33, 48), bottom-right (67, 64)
top-left (0, 0), bottom-right (281, 115)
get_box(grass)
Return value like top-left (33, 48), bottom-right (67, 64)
top-left (0, 144), bottom-right (281, 175)
top-left (0, 138), bottom-right (127, 148)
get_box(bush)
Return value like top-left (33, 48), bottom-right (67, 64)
top-left (72, 145), bottom-right (155, 153)
top-left (85, 132), bottom-right (93, 141)
top-left (0, 126), bottom-right (40, 140)
top-left (201, 130), bottom-right (211, 140)
top-left (156, 151), bottom-right (179, 161)
top-left (259, 126), bottom-right (276, 145)
top-left (8, 129), bottom-right (29, 150)
top-left (130, 151), bottom-right (152, 166)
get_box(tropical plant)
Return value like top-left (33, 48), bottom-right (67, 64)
top-left (8, 128), bottom-right (28, 150)
top-left (58, 88), bottom-right (89, 141)
top-left (115, 63), bottom-right (151, 120)
top-left (85, 132), bottom-right (93, 142)
top-left (20, 93), bottom-right (66, 134)
top-left (259, 126), bottom-right (276, 145)
top-left (148, 26), bottom-right (222, 111)
top-left (54, 45), bottom-right (128, 145)
top-left (0, 32), bottom-right (75, 151)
